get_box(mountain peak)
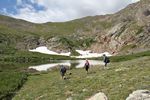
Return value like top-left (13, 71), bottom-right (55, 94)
top-left (0, 0), bottom-right (150, 55)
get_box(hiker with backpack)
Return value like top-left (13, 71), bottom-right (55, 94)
top-left (103, 54), bottom-right (110, 67)
top-left (60, 65), bottom-right (67, 79)
top-left (84, 59), bottom-right (90, 73)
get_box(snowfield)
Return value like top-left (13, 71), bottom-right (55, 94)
top-left (29, 46), bottom-right (71, 56)
top-left (75, 50), bottom-right (112, 58)
top-left (29, 46), bottom-right (112, 58)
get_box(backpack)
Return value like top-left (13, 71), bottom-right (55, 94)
top-left (85, 61), bottom-right (89, 66)
top-left (60, 66), bottom-right (66, 73)
top-left (107, 58), bottom-right (110, 63)
top-left (104, 57), bottom-right (110, 63)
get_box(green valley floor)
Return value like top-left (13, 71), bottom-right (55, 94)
top-left (13, 57), bottom-right (150, 100)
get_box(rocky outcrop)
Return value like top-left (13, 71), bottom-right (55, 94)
top-left (126, 90), bottom-right (150, 100)
top-left (0, 0), bottom-right (150, 55)
top-left (88, 92), bottom-right (108, 100)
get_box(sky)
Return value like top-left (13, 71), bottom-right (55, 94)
top-left (0, 0), bottom-right (140, 23)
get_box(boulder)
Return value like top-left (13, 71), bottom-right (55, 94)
top-left (126, 90), bottom-right (150, 100)
top-left (88, 92), bottom-right (108, 100)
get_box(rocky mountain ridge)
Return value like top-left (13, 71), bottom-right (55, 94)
top-left (0, 0), bottom-right (150, 55)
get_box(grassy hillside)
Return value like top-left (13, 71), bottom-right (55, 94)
top-left (0, 54), bottom-right (72, 100)
top-left (0, 50), bottom-right (149, 100)
top-left (0, 0), bottom-right (149, 54)
top-left (0, 62), bottom-right (29, 99)
top-left (0, 51), bottom-right (73, 63)
top-left (0, 15), bottom-right (98, 56)
top-left (0, 0), bottom-right (150, 99)
top-left (0, 72), bottom-right (27, 99)
top-left (0, 49), bottom-right (73, 100)
top-left (13, 56), bottom-right (150, 100)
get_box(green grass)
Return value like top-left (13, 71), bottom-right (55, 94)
top-left (88, 50), bottom-right (150, 62)
top-left (0, 72), bottom-right (27, 99)
top-left (0, 61), bottom-right (31, 99)
top-left (120, 44), bottom-right (137, 51)
top-left (0, 50), bottom-right (149, 100)
top-left (70, 49), bottom-right (80, 56)
top-left (99, 21), bottom-right (113, 29)
top-left (0, 50), bottom-right (74, 63)
top-left (0, 48), bottom-right (75, 99)
top-left (0, 13), bottom-right (149, 100)
top-left (0, 51), bottom-right (72, 100)
top-left (58, 36), bottom-right (96, 50)
top-left (0, 14), bottom-right (108, 53)
top-left (13, 57), bottom-right (150, 100)
top-left (110, 50), bottom-right (150, 62)
top-left (92, 21), bottom-right (113, 29)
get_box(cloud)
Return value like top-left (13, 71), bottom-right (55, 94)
top-left (132, 0), bottom-right (140, 3)
top-left (16, 0), bottom-right (23, 5)
top-left (10, 0), bottom-right (140, 23)
top-left (1, 8), bottom-right (7, 14)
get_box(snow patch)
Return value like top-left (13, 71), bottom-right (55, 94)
top-left (29, 46), bottom-right (112, 58)
top-left (74, 50), bottom-right (112, 58)
top-left (29, 46), bottom-right (71, 56)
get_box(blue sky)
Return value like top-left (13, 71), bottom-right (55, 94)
top-left (0, 0), bottom-right (17, 14)
top-left (0, 0), bottom-right (140, 23)
top-left (0, 0), bottom-right (45, 14)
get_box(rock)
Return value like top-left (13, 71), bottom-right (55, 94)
top-left (38, 37), bottom-right (46, 46)
top-left (1, 0), bottom-right (150, 56)
top-left (65, 90), bottom-right (73, 97)
top-left (126, 90), bottom-right (150, 100)
top-left (88, 92), bottom-right (108, 100)
top-left (27, 68), bottom-right (38, 73)
top-left (66, 97), bottom-right (72, 100)
top-left (82, 88), bottom-right (88, 92)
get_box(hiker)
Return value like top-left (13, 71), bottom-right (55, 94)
top-left (60, 65), bottom-right (67, 79)
top-left (103, 54), bottom-right (110, 67)
top-left (84, 59), bottom-right (90, 73)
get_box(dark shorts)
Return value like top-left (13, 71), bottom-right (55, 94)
top-left (60, 72), bottom-right (65, 76)
top-left (85, 65), bottom-right (89, 71)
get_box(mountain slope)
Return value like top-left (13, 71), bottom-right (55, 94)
top-left (13, 56), bottom-right (150, 100)
top-left (0, 0), bottom-right (150, 55)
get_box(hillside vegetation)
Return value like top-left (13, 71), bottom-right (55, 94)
top-left (0, 50), bottom-right (149, 100)
top-left (0, 0), bottom-right (150, 55)
top-left (13, 56), bottom-right (150, 100)
top-left (0, 0), bottom-right (150, 99)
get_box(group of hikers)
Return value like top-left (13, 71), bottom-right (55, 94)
top-left (60, 54), bottom-right (110, 79)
